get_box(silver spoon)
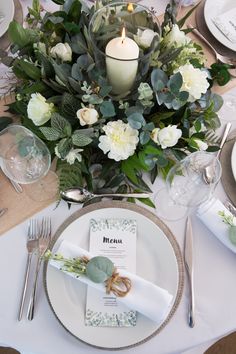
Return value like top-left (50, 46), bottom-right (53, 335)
top-left (203, 122), bottom-right (232, 184)
top-left (61, 187), bottom-right (150, 204)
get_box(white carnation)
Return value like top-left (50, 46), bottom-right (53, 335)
top-left (27, 93), bottom-right (54, 126)
top-left (165, 24), bottom-right (191, 47)
top-left (134, 29), bottom-right (157, 49)
top-left (50, 43), bottom-right (72, 62)
top-left (175, 64), bottom-right (209, 102)
top-left (76, 107), bottom-right (99, 126)
top-left (151, 125), bottom-right (182, 149)
top-left (98, 120), bottom-right (139, 161)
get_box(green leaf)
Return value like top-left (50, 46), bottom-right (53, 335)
top-left (139, 131), bottom-right (150, 145)
top-left (86, 256), bottom-right (114, 283)
top-left (57, 138), bottom-right (72, 158)
top-left (8, 21), bottom-right (29, 48)
top-left (127, 112), bottom-right (145, 130)
top-left (177, 3), bottom-right (200, 28)
top-left (51, 113), bottom-right (72, 137)
top-left (18, 60), bottom-right (41, 80)
top-left (139, 197), bottom-right (155, 208)
top-left (72, 132), bottom-right (92, 147)
top-left (151, 68), bottom-right (168, 91)
top-left (100, 101), bottom-right (116, 118)
top-left (229, 226), bottom-right (236, 245)
top-left (61, 93), bottom-right (80, 118)
top-left (168, 72), bottom-right (183, 94)
top-left (71, 63), bottom-right (83, 81)
top-left (40, 127), bottom-right (61, 141)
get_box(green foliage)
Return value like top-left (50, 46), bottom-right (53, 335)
top-left (86, 256), bottom-right (114, 283)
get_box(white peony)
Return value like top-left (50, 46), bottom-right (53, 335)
top-left (55, 146), bottom-right (83, 165)
top-left (165, 24), bottom-right (191, 48)
top-left (193, 138), bottom-right (208, 151)
top-left (50, 43), bottom-right (72, 62)
top-left (27, 93), bottom-right (54, 126)
top-left (134, 29), bottom-right (157, 49)
top-left (76, 107), bottom-right (99, 126)
top-left (151, 125), bottom-right (182, 149)
top-left (98, 120), bottom-right (139, 161)
top-left (175, 64), bottom-right (209, 102)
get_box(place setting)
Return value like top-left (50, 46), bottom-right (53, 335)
top-left (2, 0), bottom-right (236, 353)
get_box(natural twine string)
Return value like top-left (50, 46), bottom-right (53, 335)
top-left (82, 257), bottom-right (132, 297)
top-left (106, 270), bottom-right (132, 297)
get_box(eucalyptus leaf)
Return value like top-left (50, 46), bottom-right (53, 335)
top-left (100, 101), bottom-right (116, 118)
top-left (229, 226), bottom-right (236, 245)
top-left (86, 256), bottom-right (114, 283)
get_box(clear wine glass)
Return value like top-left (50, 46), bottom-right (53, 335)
top-left (154, 151), bottom-right (222, 221)
top-left (0, 124), bottom-right (58, 202)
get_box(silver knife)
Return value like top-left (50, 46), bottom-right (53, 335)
top-left (184, 216), bottom-right (195, 328)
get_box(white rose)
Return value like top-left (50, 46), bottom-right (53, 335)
top-left (27, 93), bottom-right (54, 126)
top-left (193, 139), bottom-right (208, 151)
top-left (151, 125), bottom-right (182, 149)
top-left (76, 107), bottom-right (99, 126)
top-left (50, 43), bottom-right (72, 62)
top-left (175, 64), bottom-right (209, 102)
top-left (165, 24), bottom-right (191, 47)
top-left (98, 120), bottom-right (139, 161)
top-left (55, 146), bottom-right (83, 165)
top-left (134, 29), bottom-right (157, 49)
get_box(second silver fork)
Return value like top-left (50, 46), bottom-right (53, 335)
top-left (18, 219), bottom-right (39, 321)
top-left (27, 217), bottom-right (51, 320)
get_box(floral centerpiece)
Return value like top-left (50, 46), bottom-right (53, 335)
top-left (0, 0), bottom-right (230, 206)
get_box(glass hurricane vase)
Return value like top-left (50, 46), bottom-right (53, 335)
top-left (89, 1), bottom-right (161, 98)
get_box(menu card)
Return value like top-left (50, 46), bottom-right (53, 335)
top-left (213, 8), bottom-right (236, 43)
top-left (85, 218), bottom-right (137, 327)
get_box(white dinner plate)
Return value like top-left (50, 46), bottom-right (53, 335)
top-left (0, 0), bottom-right (14, 38)
top-left (44, 201), bottom-right (184, 349)
top-left (204, 0), bottom-right (236, 52)
top-left (231, 141), bottom-right (236, 181)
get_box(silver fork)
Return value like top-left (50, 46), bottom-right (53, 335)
top-left (27, 217), bottom-right (51, 321)
top-left (187, 24), bottom-right (236, 67)
top-left (18, 219), bottom-right (39, 321)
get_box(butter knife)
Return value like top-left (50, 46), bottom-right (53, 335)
top-left (184, 216), bottom-right (195, 328)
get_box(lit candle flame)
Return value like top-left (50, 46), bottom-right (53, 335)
top-left (121, 27), bottom-right (126, 43)
top-left (127, 3), bottom-right (134, 12)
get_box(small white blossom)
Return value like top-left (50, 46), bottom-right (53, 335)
top-left (50, 43), bottom-right (72, 62)
top-left (193, 139), bottom-right (208, 151)
top-left (134, 29), bottom-right (157, 49)
top-left (98, 120), bottom-right (139, 161)
top-left (164, 24), bottom-right (191, 48)
top-left (174, 64), bottom-right (209, 102)
top-left (55, 146), bottom-right (83, 165)
top-left (33, 42), bottom-right (47, 54)
top-left (151, 125), bottom-right (182, 149)
top-left (76, 107), bottom-right (99, 126)
top-left (27, 93), bottom-right (54, 126)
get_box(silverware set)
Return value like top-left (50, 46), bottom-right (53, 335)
top-left (18, 217), bottom-right (51, 321)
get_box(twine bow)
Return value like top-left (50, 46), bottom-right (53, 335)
top-left (105, 269), bottom-right (132, 297)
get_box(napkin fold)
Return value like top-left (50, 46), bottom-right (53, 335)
top-left (49, 240), bottom-right (174, 323)
top-left (212, 8), bottom-right (236, 43)
top-left (196, 198), bottom-right (236, 253)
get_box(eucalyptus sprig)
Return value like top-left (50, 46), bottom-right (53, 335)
top-left (218, 211), bottom-right (236, 245)
top-left (45, 250), bottom-right (132, 296)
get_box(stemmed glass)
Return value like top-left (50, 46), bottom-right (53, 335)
top-left (154, 151), bottom-right (222, 221)
top-left (0, 124), bottom-right (58, 202)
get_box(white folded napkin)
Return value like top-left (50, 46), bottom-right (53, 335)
top-left (212, 8), bottom-right (236, 43)
top-left (196, 198), bottom-right (236, 253)
top-left (49, 240), bottom-right (174, 323)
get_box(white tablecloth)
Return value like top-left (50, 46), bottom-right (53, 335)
top-left (1, 1), bottom-right (236, 354)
